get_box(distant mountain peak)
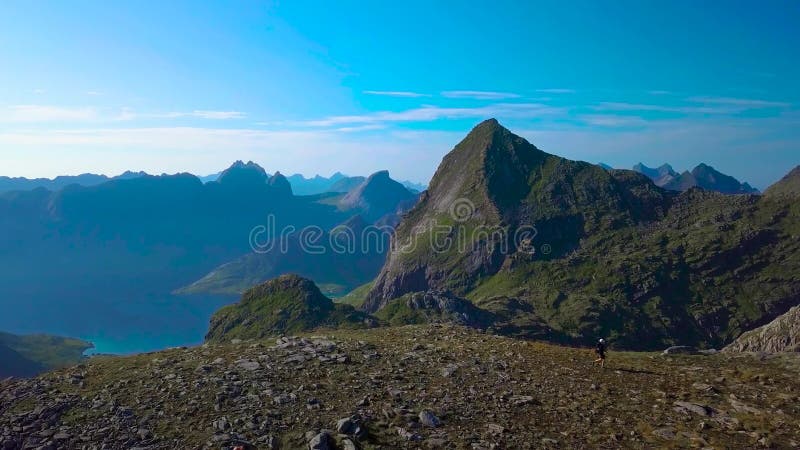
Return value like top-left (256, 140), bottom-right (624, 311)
top-left (217, 160), bottom-right (268, 186)
top-left (339, 170), bottom-right (416, 222)
top-left (267, 171), bottom-right (293, 196)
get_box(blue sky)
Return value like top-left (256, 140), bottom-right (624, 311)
top-left (0, 0), bottom-right (798, 188)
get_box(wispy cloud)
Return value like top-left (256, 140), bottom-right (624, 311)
top-left (647, 90), bottom-right (673, 95)
top-left (687, 96), bottom-right (790, 108)
top-left (186, 110), bottom-right (246, 120)
top-left (1, 105), bottom-right (98, 122)
top-left (32, 89), bottom-right (46, 95)
top-left (536, 88), bottom-right (576, 94)
top-left (580, 114), bottom-right (648, 127)
top-left (363, 90), bottom-right (429, 98)
top-left (302, 103), bottom-right (562, 127)
top-left (440, 90), bottom-right (521, 100)
top-left (0, 105), bottom-right (247, 123)
top-left (593, 102), bottom-right (743, 115)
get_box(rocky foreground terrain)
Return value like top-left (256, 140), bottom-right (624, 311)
top-left (1, 325), bottom-right (799, 449)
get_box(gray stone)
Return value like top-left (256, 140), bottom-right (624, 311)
top-left (307, 431), bottom-right (334, 450)
top-left (419, 410), bottom-right (441, 428)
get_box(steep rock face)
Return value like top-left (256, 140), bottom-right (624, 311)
top-left (376, 291), bottom-right (495, 328)
top-left (765, 165), bottom-right (800, 198)
top-left (364, 119), bottom-right (670, 312)
top-left (205, 275), bottom-right (370, 342)
top-left (724, 306), bottom-right (800, 353)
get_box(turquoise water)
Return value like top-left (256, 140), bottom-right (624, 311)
top-left (79, 294), bottom-right (237, 355)
top-left (0, 292), bottom-right (236, 356)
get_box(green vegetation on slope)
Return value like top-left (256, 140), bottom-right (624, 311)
top-left (0, 332), bottom-right (92, 377)
top-left (205, 274), bottom-right (372, 342)
top-left (365, 119), bottom-right (800, 350)
top-left (335, 281), bottom-right (375, 308)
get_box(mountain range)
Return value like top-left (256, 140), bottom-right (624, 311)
top-left (176, 170), bottom-right (418, 297)
top-left (631, 162), bottom-right (758, 194)
top-left (0, 171), bottom-right (147, 193)
top-left (0, 161), bottom-right (416, 351)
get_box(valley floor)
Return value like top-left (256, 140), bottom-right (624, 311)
top-left (1, 325), bottom-right (799, 449)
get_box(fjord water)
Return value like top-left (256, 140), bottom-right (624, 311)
top-left (0, 287), bottom-right (235, 355)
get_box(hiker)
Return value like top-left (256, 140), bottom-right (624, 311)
top-left (594, 338), bottom-right (607, 368)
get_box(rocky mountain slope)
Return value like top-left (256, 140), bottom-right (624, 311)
top-left (765, 165), bottom-right (800, 198)
top-left (724, 305), bottom-right (800, 353)
top-left (1, 325), bottom-right (799, 449)
top-left (364, 119), bottom-right (800, 350)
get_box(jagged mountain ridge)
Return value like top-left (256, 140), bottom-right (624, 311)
top-left (0, 171), bottom-right (147, 194)
top-left (364, 119), bottom-right (800, 350)
top-left (632, 162), bottom-right (758, 194)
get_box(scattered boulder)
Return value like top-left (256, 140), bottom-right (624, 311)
top-left (419, 410), bottom-right (441, 428)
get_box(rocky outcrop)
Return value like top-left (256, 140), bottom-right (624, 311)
top-left (404, 291), bottom-right (494, 328)
top-left (724, 306), bottom-right (800, 353)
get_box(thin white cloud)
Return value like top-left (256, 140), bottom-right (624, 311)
top-left (687, 96), bottom-right (790, 108)
top-left (303, 103), bottom-right (562, 127)
top-left (581, 115), bottom-right (648, 127)
top-left (0, 105), bottom-right (247, 123)
top-left (647, 90), bottom-right (673, 95)
top-left (363, 90), bottom-right (429, 98)
top-left (188, 110), bottom-right (246, 120)
top-left (536, 88), bottom-right (576, 94)
top-left (32, 89), bottom-right (46, 95)
top-left (1, 105), bottom-right (98, 122)
top-left (440, 90), bottom-right (521, 100)
top-left (593, 102), bottom-right (742, 115)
